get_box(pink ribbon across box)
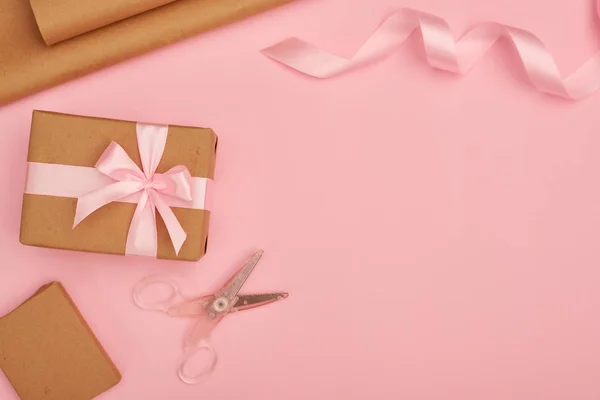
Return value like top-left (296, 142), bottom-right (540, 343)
top-left (20, 110), bottom-right (217, 261)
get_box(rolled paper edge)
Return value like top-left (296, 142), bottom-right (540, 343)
top-left (28, 0), bottom-right (181, 45)
top-left (1, 0), bottom-right (298, 104)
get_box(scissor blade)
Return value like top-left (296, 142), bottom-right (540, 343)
top-left (219, 250), bottom-right (264, 301)
top-left (232, 293), bottom-right (289, 312)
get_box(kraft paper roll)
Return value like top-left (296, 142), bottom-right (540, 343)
top-left (29, 0), bottom-right (180, 45)
top-left (0, 0), bottom-right (295, 106)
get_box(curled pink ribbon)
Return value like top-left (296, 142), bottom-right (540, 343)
top-left (73, 124), bottom-right (192, 257)
top-left (262, 0), bottom-right (600, 99)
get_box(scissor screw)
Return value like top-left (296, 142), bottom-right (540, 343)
top-left (212, 297), bottom-right (229, 313)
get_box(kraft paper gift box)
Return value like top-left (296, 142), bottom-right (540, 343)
top-left (20, 110), bottom-right (217, 261)
top-left (0, 282), bottom-right (121, 400)
top-left (0, 0), bottom-right (296, 105)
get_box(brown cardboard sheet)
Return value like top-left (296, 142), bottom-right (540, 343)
top-left (30, 0), bottom-right (180, 45)
top-left (19, 110), bottom-right (217, 261)
top-left (0, 0), bottom-right (296, 105)
top-left (0, 282), bottom-right (121, 400)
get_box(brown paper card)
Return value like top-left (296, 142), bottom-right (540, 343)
top-left (30, 0), bottom-right (180, 45)
top-left (0, 282), bottom-right (121, 400)
top-left (19, 110), bottom-right (217, 261)
top-left (0, 0), bottom-right (296, 105)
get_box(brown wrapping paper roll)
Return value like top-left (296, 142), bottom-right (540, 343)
top-left (30, 0), bottom-right (180, 45)
top-left (0, 0), bottom-right (295, 105)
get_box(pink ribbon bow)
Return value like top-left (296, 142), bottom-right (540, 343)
top-left (73, 123), bottom-right (192, 257)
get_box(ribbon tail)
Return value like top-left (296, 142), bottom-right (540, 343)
top-left (261, 10), bottom-right (421, 78)
top-left (149, 191), bottom-right (187, 255)
top-left (125, 191), bottom-right (159, 257)
top-left (74, 181), bottom-right (143, 227)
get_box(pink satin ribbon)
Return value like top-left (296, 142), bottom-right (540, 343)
top-left (25, 162), bottom-right (211, 210)
top-left (262, 1), bottom-right (600, 99)
top-left (71, 124), bottom-right (192, 257)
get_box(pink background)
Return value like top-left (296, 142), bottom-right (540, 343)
top-left (1, 0), bottom-right (600, 398)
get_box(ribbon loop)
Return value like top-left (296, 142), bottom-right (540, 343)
top-left (154, 166), bottom-right (194, 202)
top-left (73, 123), bottom-right (192, 257)
top-left (95, 141), bottom-right (145, 182)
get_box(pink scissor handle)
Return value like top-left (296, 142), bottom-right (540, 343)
top-left (133, 276), bottom-right (185, 312)
top-left (178, 339), bottom-right (219, 384)
top-left (176, 310), bottom-right (222, 384)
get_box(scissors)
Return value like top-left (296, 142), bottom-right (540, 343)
top-left (133, 250), bottom-right (288, 384)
